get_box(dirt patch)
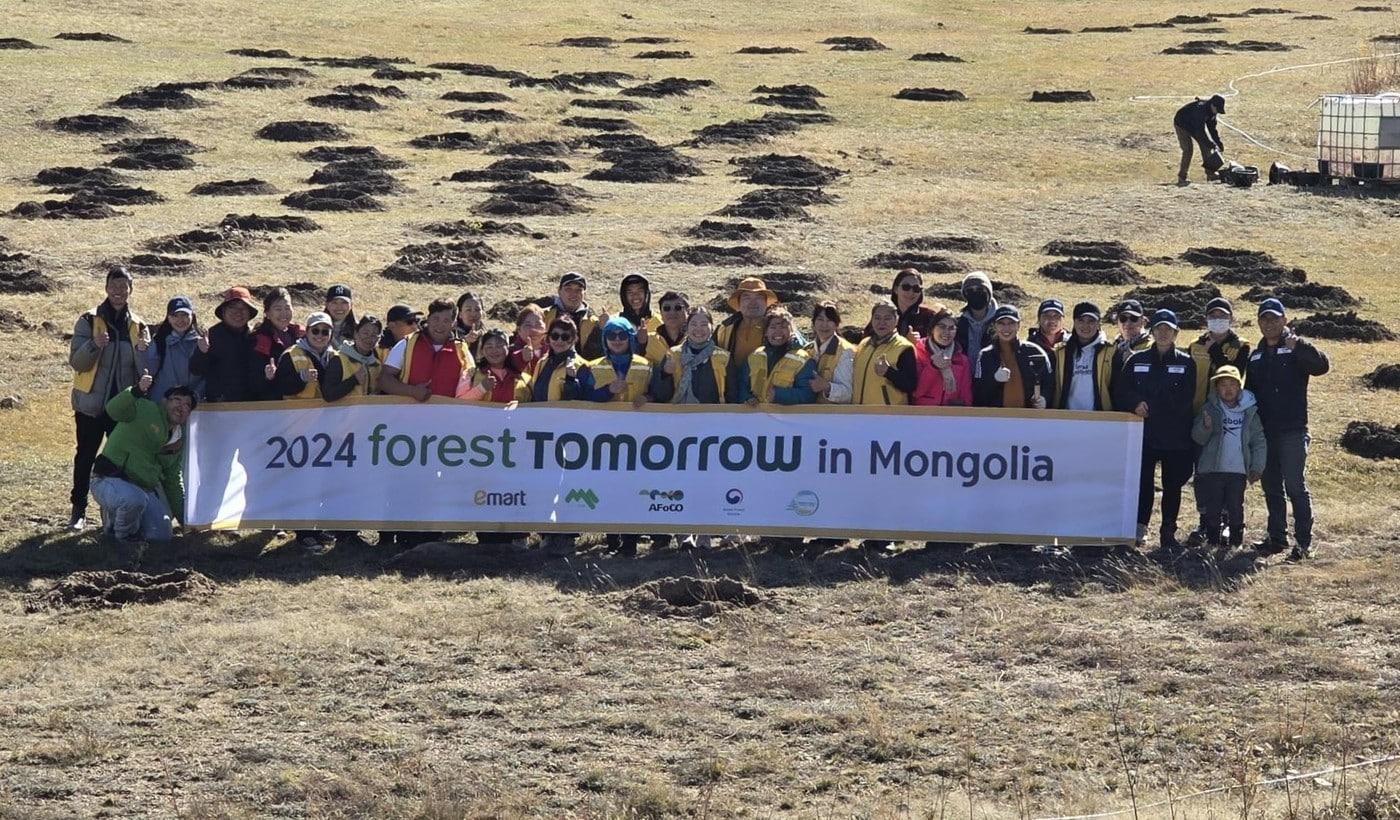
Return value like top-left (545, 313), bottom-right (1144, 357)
top-left (0, 252), bottom-right (57, 293)
top-left (451, 169), bottom-right (535, 183)
top-left (53, 114), bottom-right (138, 134)
top-left (299, 146), bottom-right (405, 168)
top-left (1164, 39), bottom-right (1296, 54)
top-left (900, 235), bottom-right (1002, 253)
top-left (1024, 27), bottom-right (1072, 34)
top-left (429, 62), bottom-right (527, 80)
top-left (557, 36), bottom-right (615, 48)
top-left (370, 67), bottom-right (440, 81)
top-left (446, 107), bottom-right (523, 124)
top-left (108, 87), bottom-right (204, 110)
top-left (662, 245), bottom-right (773, 266)
top-left (282, 186), bottom-right (384, 212)
top-left (422, 219), bottom-right (545, 239)
top-left (474, 180), bottom-right (591, 217)
top-left (1039, 258), bottom-right (1145, 285)
top-left (894, 88), bottom-right (968, 102)
top-left (1119, 283), bottom-right (1222, 329)
top-left (1031, 90), bottom-right (1096, 103)
top-left (488, 140), bottom-right (576, 157)
top-left (1362, 364), bottom-right (1400, 390)
top-left (1370, 33), bottom-right (1400, 42)
top-left (738, 46), bottom-right (804, 54)
top-left (635, 50), bottom-right (692, 59)
top-left (625, 36), bottom-right (679, 44)
top-left (1295, 13), bottom-right (1335, 19)
top-left (24, 568), bottom-right (216, 613)
top-left (35, 166), bottom-right (127, 188)
top-left (409, 131), bottom-right (485, 150)
top-left (108, 152), bottom-right (196, 171)
top-left (0, 38), bottom-right (45, 49)
top-left (862, 251), bottom-right (969, 275)
top-left (570, 98), bottom-right (644, 112)
top-left (298, 54), bottom-right (410, 69)
top-left (9, 198), bottom-right (120, 220)
top-left (487, 296), bottom-right (553, 322)
top-left (228, 47), bottom-right (293, 58)
top-left (1292, 311), bottom-right (1396, 342)
top-left (822, 36), bottom-right (888, 51)
top-left (622, 77), bottom-right (715, 97)
top-left (488, 157), bottom-right (570, 173)
top-left (306, 92), bottom-right (384, 112)
top-left (1240, 283), bottom-right (1359, 311)
top-left (245, 282), bottom-right (323, 307)
top-left (691, 112), bottom-right (834, 145)
top-left (256, 121), bottom-right (349, 142)
top-left (926, 279), bottom-right (1033, 305)
top-left (734, 149), bottom-right (844, 186)
top-left (220, 213), bottom-right (320, 233)
top-left (1181, 246), bottom-right (1273, 268)
top-left (583, 133), bottom-right (657, 150)
top-left (441, 90), bottom-right (511, 103)
top-left (1354, 4), bottom-right (1392, 10)
top-left (146, 228), bottom-right (252, 256)
top-left (327, 84), bottom-right (401, 101)
top-left (1044, 239), bottom-right (1142, 261)
top-left (381, 240), bottom-right (502, 286)
top-left (559, 115), bottom-right (636, 132)
top-left (221, 75), bottom-right (300, 91)
top-left (100, 137), bottom-right (199, 156)
top-left (190, 179), bottom-right (277, 196)
top-left (587, 146), bottom-right (702, 183)
top-left (1082, 25), bottom-right (1133, 32)
top-left (1341, 421), bottom-right (1400, 459)
top-left (307, 164), bottom-right (405, 194)
top-left (123, 254), bottom-right (199, 274)
top-left (751, 94), bottom-right (825, 110)
top-left (622, 576), bottom-right (767, 619)
top-left (57, 184), bottom-right (162, 206)
top-left (687, 220), bottom-right (766, 241)
top-left (911, 52), bottom-right (967, 62)
top-left (1165, 15), bottom-right (1217, 24)
top-left (1204, 264), bottom-right (1306, 287)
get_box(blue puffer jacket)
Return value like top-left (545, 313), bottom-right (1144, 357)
top-left (142, 327), bottom-right (205, 402)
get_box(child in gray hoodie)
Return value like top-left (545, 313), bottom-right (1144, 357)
top-left (1191, 365), bottom-right (1267, 548)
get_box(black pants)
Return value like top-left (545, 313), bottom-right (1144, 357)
top-left (1138, 447), bottom-right (1194, 535)
top-left (1195, 472), bottom-right (1245, 545)
top-left (72, 411), bottom-right (116, 510)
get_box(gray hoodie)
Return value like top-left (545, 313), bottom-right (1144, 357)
top-left (1192, 388), bottom-right (1267, 475)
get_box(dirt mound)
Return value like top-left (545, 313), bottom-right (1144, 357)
top-left (0, 38), bottom-right (44, 49)
top-left (100, 137), bottom-right (199, 155)
top-left (35, 166), bottom-right (127, 188)
top-left (862, 251), bottom-right (969, 275)
top-left (557, 36), bottom-right (615, 48)
top-left (409, 131), bottom-right (484, 150)
top-left (53, 114), bottom-right (137, 134)
top-left (1165, 39), bottom-right (1296, 54)
top-left (1292, 311), bottom-right (1396, 342)
top-left (1044, 239), bottom-right (1141, 261)
top-left (559, 115), bottom-right (636, 132)
top-left (441, 90), bottom-right (511, 103)
top-left (1363, 364), bottom-right (1400, 390)
top-left (219, 213), bottom-right (320, 233)
top-left (256, 120), bottom-right (349, 142)
top-left (1082, 25), bottom-right (1133, 32)
top-left (429, 62), bottom-right (528, 80)
top-left (751, 94), bottom-right (825, 110)
top-left (625, 36), bottom-right (679, 44)
top-left (663, 245), bottom-right (772, 266)
top-left (1165, 14), bottom-right (1216, 23)
top-left (189, 179), bottom-right (277, 196)
top-left (24, 568), bottom-right (216, 613)
top-left (298, 54), bottom-right (410, 69)
top-left (488, 157), bottom-right (570, 173)
top-left (1295, 13), bottom-right (1335, 19)
top-left (450, 168), bottom-right (535, 183)
top-left (146, 228), bottom-right (252, 255)
top-left (1119, 283), bottom-right (1222, 329)
top-left (487, 296), bottom-right (553, 322)
top-left (282, 186), bottom-right (384, 212)
top-left (228, 47), bottom-right (293, 58)
top-left (299, 146), bottom-right (405, 168)
top-left (123, 254), bottom-right (199, 274)
top-left (108, 87), bottom-right (203, 110)
top-left (1241, 283), bottom-right (1359, 311)
top-left (1181, 246), bottom-right (1276, 267)
top-left (1039, 258), bottom-right (1145, 285)
top-left (635, 50), bottom-right (692, 59)
top-left (56, 184), bottom-right (162, 206)
top-left (730, 154), bottom-right (841, 187)
top-left (107, 151), bottom-right (196, 171)
top-left (570, 98), bottom-right (644, 112)
top-left (719, 271), bottom-right (833, 313)
top-left (327, 84), bottom-right (401, 101)
top-left (1024, 27), bottom-right (1072, 34)
top-left (0, 252), bottom-right (57, 293)
top-left (911, 52), bottom-right (967, 62)
top-left (623, 576), bottom-right (767, 618)
top-left (381, 240), bottom-right (502, 285)
top-left (583, 133), bottom-right (657, 150)
top-left (687, 220), bottom-right (766, 241)
top-left (894, 87), bottom-right (968, 102)
top-left (738, 46), bottom-right (804, 54)
top-left (244, 282), bottom-right (322, 307)
top-left (306, 92), bottom-right (384, 112)
top-left (370, 67), bottom-right (439, 81)
top-left (587, 146), bottom-right (702, 183)
top-left (221, 75), bottom-right (300, 91)
top-left (691, 112), bottom-right (834, 145)
top-left (899, 235), bottom-right (1001, 253)
top-left (9, 199), bottom-right (120, 220)
top-left (1203, 263), bottom-right (1306, 287)
top-left (622, 77), bottom-right (715, 97)
top-left (1341, 421), bottom-right (1400, 459)
top-left (488, 140), bottom-right (576, 157)
top-left (307, 164), bottom-right (405, 194)
top-left (446, 107), bottom-right (523, 123)
top-left (1031, 90), bottom-right (1096, 103)
top-left (822, 36), bottom-right (888, 50)
top-left (1355, 5), bottom-right (1393, 10)
top-left (422, 219), bottom-right (544, 239)
top-left (925, 278), bottom-right (1033, 305)
top-left (475, 180), bottom-right (591, 217)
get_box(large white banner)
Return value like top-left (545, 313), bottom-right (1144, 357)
top-left (185, 398), bottom-right (1143, 544)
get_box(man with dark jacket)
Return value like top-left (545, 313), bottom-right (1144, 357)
top-left (974, 306), bottom-right (1054, 409)
top-left (1114, 309), bottom-right (1197, 550)
top-left (955, 271), bottom-right (998, 375)
top-left (1246, 299), bottom-right (1330, 560)
top-left (1174, 94), bottom-right (1226, 185)
top-left (542, 272), bottom-right (604, 359)
top-left (1052, 302), bottom-right (1115, 411)
top-left (191, 286), bottom-right (262, 403)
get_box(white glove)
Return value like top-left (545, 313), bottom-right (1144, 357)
top-left (993, 366), bottom-right (1011, 383)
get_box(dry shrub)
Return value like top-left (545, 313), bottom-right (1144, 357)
top-left (1348, 45), bottom-right (1400, 95)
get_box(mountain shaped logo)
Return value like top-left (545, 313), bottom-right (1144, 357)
top-left (564, 488), bottom-right (600, 510)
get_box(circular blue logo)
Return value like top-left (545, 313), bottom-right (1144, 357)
top-left (725, 488), bottom-right (744, 505)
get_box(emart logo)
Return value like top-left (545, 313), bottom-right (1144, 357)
top-left (565, 488), bottom-right (600, 510)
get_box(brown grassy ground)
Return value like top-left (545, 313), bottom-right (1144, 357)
top-left (3, 0), bottom-right (1400, 816)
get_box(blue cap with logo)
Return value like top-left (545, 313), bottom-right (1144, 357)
top-left (1150, 309), bottom-right (1179, 330)
top-left (166, 295), bottom-right (193, 316)
top-left (1257, 298), bottom-right (1285, 317)
top-left (991, 304), bottom-right (1021, 322)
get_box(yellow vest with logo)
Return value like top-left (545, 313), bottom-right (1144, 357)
top-left (808, 336), bottom-right (854, 404)
top-left (333, 350), bottom-right (383, 397)
top-left (852, 334), bottom-right (914, 406)
top-left (283, 346), bottom-right (326, 400)
top-left (747, 346), bottom-right (810, 401)
top-left (530, 355), bottom-right (585, 401)
top-left (664, 346), bottom-right (729, 403)
top-left (73, 312), bottom-right (143, 393)
top-left (542, 306), bottom-right (598, 349)
top-left (590, 355), bottom-right (652, 402)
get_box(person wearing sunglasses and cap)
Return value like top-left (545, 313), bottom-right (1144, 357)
top-left (275, 312), bottom-right (337, 400)
top-left (141, 295), bottom-right (205, 407)
top-left (192, 285), bottom-right (260, 404)
top-left (973, 305), bottom-right (1054, 410)
top-left (324, 284), bottom-right (357, 344)
top-left (542, 272), bottom-right (604, 359)
top-left (379, 299), bottom-right (475, 402)
top-left (1113, 309), bottom-right (1197, 551)
top-left (1027, 299), bottom-right (1071, 356)
top-left (1246, 298), bottom-right (1330, 561)
top-left (1109, 298), bottom-right (1152, 395)
top-left (1051, 302), bottom-right (1115, 412)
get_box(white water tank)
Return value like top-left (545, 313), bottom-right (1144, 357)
top-left (1317, 93), bottom-right (1400, 181)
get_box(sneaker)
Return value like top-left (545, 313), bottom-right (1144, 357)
top-left (67, 506), bottom-right (86, 532)
top-left (1254, 537), bottom-right (1288, 556)
top-left (1177, 178), bottom-right (1190, 187)
top-left (1184, 528), bottom-right (1206, 548)
top-left (1285, 544), bottom-right (1312, 562)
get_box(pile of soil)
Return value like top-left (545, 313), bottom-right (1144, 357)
top-left (282, 185), bottom-right (384, 212)
top-left (1204, 263), bottom-right (1306, 287)
top-left (1292, 311), bottom-right (1396, 342)
top-left (409, 131), bottom-right (484, 150)
top-left (1164, 39), bottom-right (1296, 54)
top-left (108, 87), bottom-right (204, 110)
top-left (221, 75), bottom-right (300, 91)
top-left (488, 157), bottom-right (570, 173)
top-left (1044, 239), bottom-right (1141, 261)
top-left (298, 54), bottom-right (411, 69)
top-left (1181, 246), bottom-right (1276, 267)
top-left (54, 184), bottom-right (162, 206)
top-left (24, 568), bottom-right (216, 613)
top-left (0, 252), bottom-right (57, 293)
top-left (1031, 90), bottom-right (1096, 102)
top-left (691, 112), bottom-right (833, 145)
top-left (1118, 283), bottom-right (1222, 329)
top-left (571, 98), bottom-right (644, 112)
top-left (1082, 25), bottom-right (1133, 32)
top-left (925, 278), bottom-right (1032, 305)
top-left (737, 46), bottom-right (804, 54)
top-left (53, 114), bottom-right (138, 134)
top-left (754, 83), bottom-right (825, 97)
top-left (1341, 421), bottom-right (1400, 459)
top-left (1355, 5), bottom-right (1393, 11)
top-left (861, 251), bottom-right (969, 275)
top-left (687, 220), bottom-right (766, 241)
top-left (190, 179), bottom-right (277, 196)
top-left (911, 52), bottom-right (967, 62)
top-left (488, 140), bottom-right (576, 157)
top-left (100, 136), bottom-right (199, 155)
top-left (1165, 15), bottom-right (1216, 23)
top-left (625, 37), bottom-right (680, 44)
top-left (1024, 27), bottom-right (1072, 34)
top-left (822, 36), bottom-right (888, 50)
top-left (333, 83), bottom-right (405, 99)
top-left (583, 133), bottom-right (657, 150)
top-left (300, 145), bottom-right (405, 168)
top-left (307, 164), bottom-right (405, 194)
top-left (718, 271), bottom-right (833, 313)
top-left (450, 168), bottom-right (535, 183)
top-left (508, 76), bottom-right (589, 94)
top-left (557, 36), bottom-right (615, 48)
top-left (381, 240), bottom-right (502, 285)
top-left (429, 62), bottom-right (529, 81)
top-left (487, 296), bottom-right (553, 322)
top-left (107, 151), bottom-right (195, 171)
top-left (1295, 13), bottom-right (1335, 19)
top-left (559, 115), bottom-right (636, 132)
top-left (219, 213), bottom-right (321, 233)
top-left (474, 180), bottom-right (591, 217)
top-left (256, 121), bottom-right (349, 142)
top-left (35, 166), bottom-right (127, 188)
top-left (247, 282), bottom-right (323, 305)
top-left (586, 145), bottom-right (702, 183)
top-left (622, 576), bottom-right (767, 618)
top-left (662, 245), bottom-right (772, 266)
top-left (1362, 364), bottom-right (1400, 390)
top-left (635, 50), bottom-right (692, 59)
top-left (622, 77), bottom-right (715, 97)
top-left (146, 228), bottom-right (252, 255)
top-left (441, 90), bottom-right (511, 103)
top-left (1038, 258), bottom-right (1145, 285)
top-left (446, 107), bottom-right (523, 123)
top-left (9, 199), bottom-right (120, 220)
top-left (0, 38), bottom-right (45, 49)
top-left (894, 87), bottom-right (968, 102)
top-left (307, 92), bottom-right (384, 111)
top-left (751, 94), bottom-right (824, 110)
top-left (123, 254), bottom-right (199, 274)
top-left (900, 235), bottom-right (1001, 253)
top-left (228, 47), bottom-right (293, 58)
top-left (421, 219), bottom-right (544, 239)
top-left (371, 67), bottom-right (440, 81)
top-left (1240, 283), bottom-right (1359, 311)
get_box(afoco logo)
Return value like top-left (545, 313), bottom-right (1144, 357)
top-left (639, 489), bottom-right (684, 513)
top-left (564, 488), bottom-right (600, 510)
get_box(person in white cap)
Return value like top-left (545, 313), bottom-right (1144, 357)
top-left (274, 312), bottom-right (336, 400)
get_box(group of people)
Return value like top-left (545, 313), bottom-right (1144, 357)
top-left (67, 263), bottom-right (1329, 563)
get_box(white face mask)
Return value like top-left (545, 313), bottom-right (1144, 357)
top-left (1207, 318), bottom-right (1232, 335)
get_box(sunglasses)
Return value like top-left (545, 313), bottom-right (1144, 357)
top-left (549, 331), bottom-right (574, 341)
top-left (660, 303), bottom-right (687, 312)
top-left (309, 327), bottom-right (332, 336)
top-left (1119, 315), bottom-right (1144, 323)
top-left (604, 331), bottom-right (630, 341)
top-left (898, 283), bottom-right (923, 292)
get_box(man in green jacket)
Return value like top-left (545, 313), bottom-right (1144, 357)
top-left (89, 373), bottom-right (194, 555)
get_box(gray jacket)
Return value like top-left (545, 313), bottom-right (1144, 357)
top-left (70, 304), bottom-right (146, 417)
top-left (1192, 389), bottom-right (1267, 475)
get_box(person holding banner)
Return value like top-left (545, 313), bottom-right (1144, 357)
top-left (739, 308), bottom-right (818, 406)
top-left (589, 317), bottom-right (653, 407)
top-left (852, 303), bottom-right (917, 406)
top-left (715, 277), bottom-right (778, 402)
top-left (509, 304), bottom-right (548, 373)
top-left (644, 291), bottom-right (690, 367)
top-left (912, 304), bottom-right (973, 407)
top-left (1051, 302), bottom-right (1115, 411)
top-left (250, 288), bottom-right (303, 401)
top-left (459, 329), bottom-right (531, 402)
top-left (974, 306), bottom-right (1053, 410)
top-left (321, 315), bottom-right (385, 401)
top-left (379, 303), bottom-right (422, 363)
top-left (807, 301), bottom-right (854, 404)
top-left (618, 273), bottom-right (659, 353)
top-left (530, 316), bottom-right (596, 403)
top-left (274, 312), bottom-right (337, 401)
top-left (379, 299), bottom-right (475, 402)
top-left (191, 286), bottom-right (259, 404)
top-left (543, 272), bottom-right (604, 359)
top-left (654, 306), bottom-right (728, 405)
top-left (1114, 309), bottom-right (1197, 551)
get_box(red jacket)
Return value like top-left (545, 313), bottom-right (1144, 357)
top-left (912, 338), bottom-right (973, 407)
top-left (405, 333), bottom-right (470, 397)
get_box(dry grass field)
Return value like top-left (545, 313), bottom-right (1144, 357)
top-left (3, 0), bottom-right (1400, 816)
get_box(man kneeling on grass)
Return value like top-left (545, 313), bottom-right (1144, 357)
top-left (89, 372), bottom-right (193, 566)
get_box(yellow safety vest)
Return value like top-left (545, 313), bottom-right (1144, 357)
top-left (73, 312), bottom-right (143, 393)
top-left (663, 346), bottom-right (729, 403)
top-left (852, 334), bottom-right (914, 406)
top-left (644, 325), bottom-right (684, 367)
top-left (590, 355), bottom-right (652, 402)
top-left (1189, 334), bottom-right (1246, 412)
top-left (283, 347), bottom-right (327, 400)
top-left (530, 355), bottom-right (586, 401)
top-left (333, 350), bottom-right (383, 397)
top-left (807, 335), bottom-right (854, 404)
top-left (747, 346), bottom-right (810, 401)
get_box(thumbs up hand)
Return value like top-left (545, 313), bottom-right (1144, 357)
top-left (135, 327), bottom-right (151, 353)
top-left (874, 355), bottom-right (890, 377)
top-left (302, 364), bottom-right (318, 383)
top-left (264, 361), bottom-right (277, 381)
top-left (94, 330), bottom-right (111, 349)
top-left (138, 369), bottom-right (153, 393)
top-left (994, 366), bottom-right (1011, 383)
top-left (196, 334), bottom-right (210, 353)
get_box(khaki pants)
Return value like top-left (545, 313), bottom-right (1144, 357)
top-left (1176, 125), bottom-right (1216, 181)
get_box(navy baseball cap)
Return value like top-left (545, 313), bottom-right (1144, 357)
top-left (1116, 299), bottom-right (1144, 318)
top-left (559, 271), bottom-right (587, 289)
top-left (1257, 298), bottom-right (1285, 317)
top-left (166, 295), bottom-right (194, 316)
top-left (1150, 309), bottom-right (1179, 330)
top-left (991, 305), bottom-right (1021, 322)
top-left (1038, 298), bottom-right (1065, 317)
top-left (386, 303), bottom-right (422, 323)
top-left (325, 284), bottom-right (352, 302)
top-left (1073, 301), bottom-right (1101, 320)
top-left (1205, 297), bottom-right (1233, 316)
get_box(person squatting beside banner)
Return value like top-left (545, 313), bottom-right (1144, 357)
top-left (185, 398), bottom-right (1144, 544)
